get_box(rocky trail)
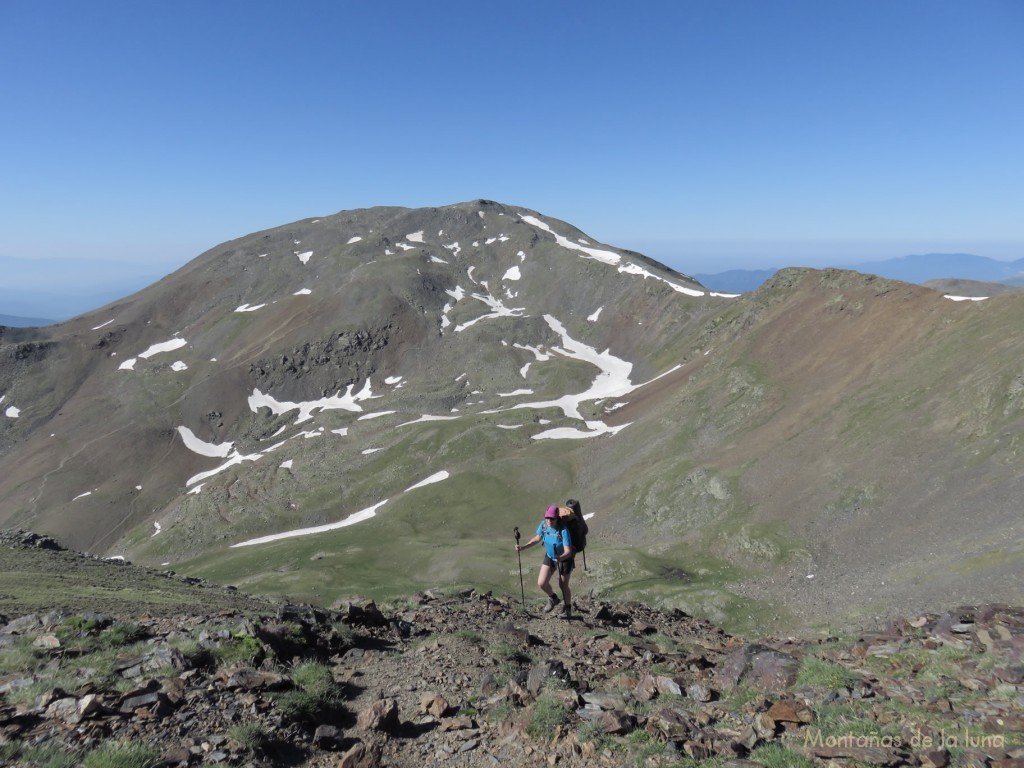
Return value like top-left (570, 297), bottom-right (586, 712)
top-left (1, 533), bottom-right (1023, 767)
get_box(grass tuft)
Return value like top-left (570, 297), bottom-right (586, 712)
top-left (796, 656), bottom-right (860, 689)
top-left (749, 743), bottom-right (817, 768)
top-left (273, 659), bottom-right (347, 725)
top-left (82, 741), bottom-right (162, 768)
top-left (0, 741), bottom-right (80, 768)
top-left (210, 633), bottom-right (265, 668)
top-left (227, 719), bottom-right (270, 754)
top-left (526, 693), bottom-right (571, 739)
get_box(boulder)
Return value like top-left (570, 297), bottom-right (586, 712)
top-left (357, 698), bottom-right (399, 733)
top-left (339, 740), bottom-right (382, 768)
top-left (419, 692), bottom-right (450, 717)
top-left (766, 699), bottom-right (813, 723)
top-left (646, 707), bottom-right (694, 740)
top-left (526, 660), bottom-right (568, 696)
top-left (313, 724), bottom-right (345, 750)
top-left (716, 644), bottom-right (800, 692)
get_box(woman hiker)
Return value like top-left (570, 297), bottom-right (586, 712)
top-left (515, 505), bottom-right (575, 618)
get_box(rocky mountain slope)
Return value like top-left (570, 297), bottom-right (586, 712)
top-left (1, 201), bottom-right (1023, 633)
top-left (696, 253), bottom-right (1024, 295)
top-left (921, 280), bottom-right (1024, 298)
top-left (1, 534), bottom-right (1022, 768)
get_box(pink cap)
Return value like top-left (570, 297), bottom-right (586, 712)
top-left (544, 505), bottom-right (559, 519)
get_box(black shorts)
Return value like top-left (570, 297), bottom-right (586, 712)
top-left (543, 555), bottom-right (575, 575)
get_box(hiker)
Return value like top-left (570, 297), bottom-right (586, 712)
top-left (515, 505), bottom-right (575, 618)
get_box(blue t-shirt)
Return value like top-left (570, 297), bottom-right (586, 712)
top-left (536, 520), bottom-right (573, 560)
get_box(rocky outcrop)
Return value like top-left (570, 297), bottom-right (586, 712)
top-left (0, 529), bottom-right (64, 551)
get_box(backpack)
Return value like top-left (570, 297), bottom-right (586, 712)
top-left (558, 499), bottom-right (588, 554)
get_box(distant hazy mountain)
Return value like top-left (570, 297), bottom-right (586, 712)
top-left (0, 254), bottom-right (177, 322)
top-left (697, 252), bottom-right (1024, 294)
top-left (0, 314), bottom-right (56, 327)
top-left (691, 269), bottom-right (777, 294)
top-left (10, 251), bottom-right (1022, 319)
top-left (922, 278), bottom-right (1024, 298)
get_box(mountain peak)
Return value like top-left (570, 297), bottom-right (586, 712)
top-left (1, 203), bottom-right (1022, 634)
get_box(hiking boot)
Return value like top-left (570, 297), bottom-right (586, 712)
top-left (542, 594), bottom-right (560, 613)
top-left (559, 604), bottom-right (572, 620)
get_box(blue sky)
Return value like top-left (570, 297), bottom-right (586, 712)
top-left (1, 0), bottom-right (1022, 279)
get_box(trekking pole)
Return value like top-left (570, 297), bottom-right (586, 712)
top-left (513, 527), bottom-right (526, 608)
top-left (583, 550), bottom-right (587, 572)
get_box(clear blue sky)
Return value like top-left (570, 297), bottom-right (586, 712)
top-left (1, 0), bottom-right (1022, 276)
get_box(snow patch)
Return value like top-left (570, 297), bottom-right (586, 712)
top-left (176, 426), bottom-right (235, 458)
top-left (396, 414), bottom-right (460, 427)
top-left (405, 471), bottom-right (450, 492)
top-left (231, 501), bottom-right (389, 547)
top-left (248, 380), bottom-right (378, 424)
top-left (357, 411), bottom-right (396, 421)
top-left (453, 289), bottom-right (526, 332)
top-left (521, 215), bottom-right (708, 297)
top-left (521, 215), bottom-right (621, 265)
top-left (484, 315), bottom-right (682, 440)
top-left (139, 338), bottom-right (187, 359)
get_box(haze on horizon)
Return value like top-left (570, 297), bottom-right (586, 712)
top-left (1, 1), bottom-right (1021, 286)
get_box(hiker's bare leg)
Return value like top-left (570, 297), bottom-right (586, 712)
top-left (537, 564), bottom-right (555, 597)
top-left (559, 570), bottom-right (572, 606)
